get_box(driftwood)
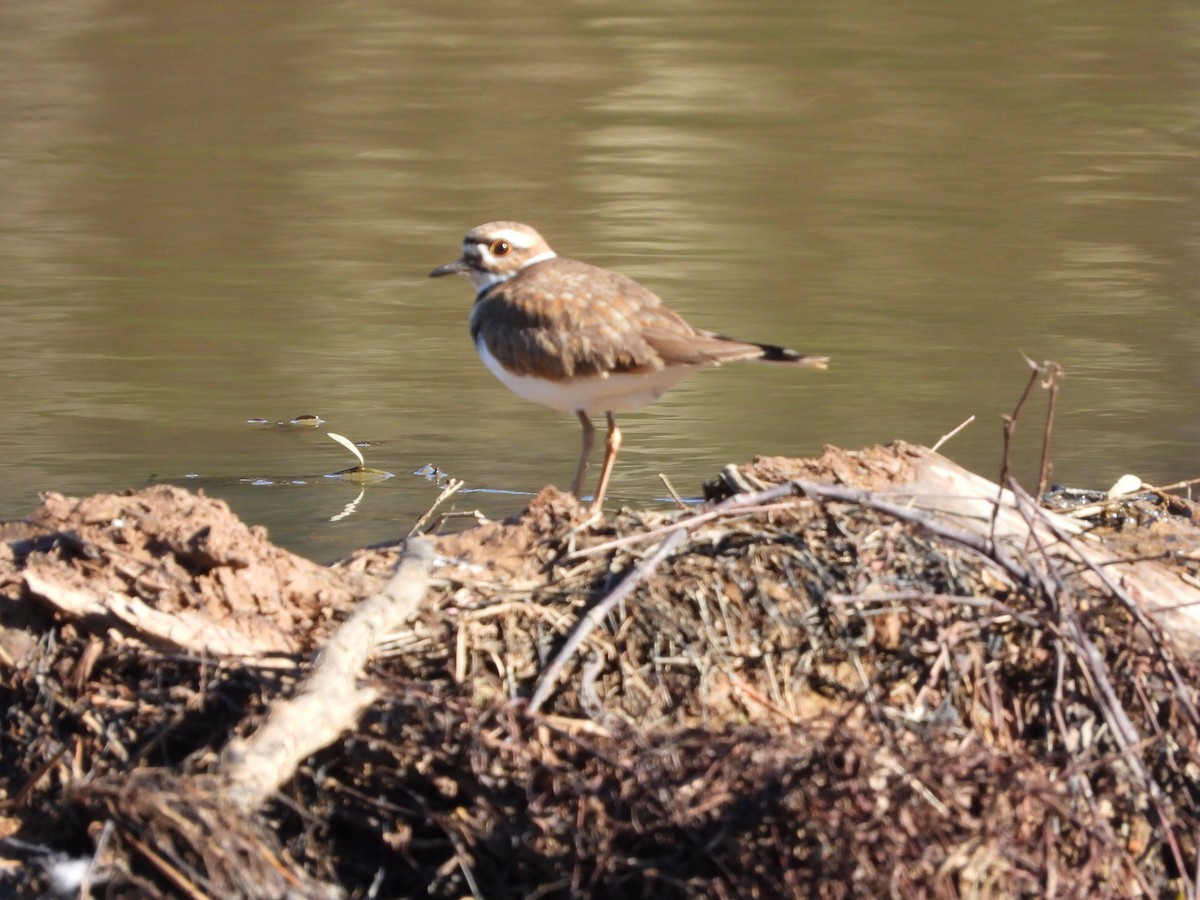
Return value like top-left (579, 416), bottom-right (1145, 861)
top-left (893, 443), bottom-right (1200, 646)
top-left (219, 537), bottom-right (435, 813)
top-left (21, 571), bottom-right (287, 659)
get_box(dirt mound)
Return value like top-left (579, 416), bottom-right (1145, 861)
top-left (1, 485), bottom-right (366, 661)
top-left (2, 444), bottom-right (1198, 897)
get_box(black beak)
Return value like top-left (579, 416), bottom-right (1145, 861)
top-left (429, 258), bottom-right (470, 278)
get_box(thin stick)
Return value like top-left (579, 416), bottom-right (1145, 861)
top-left (1035, 362), bottom-right (1064, 502)
top-left (930, 414), bottom-right (975, 453)
top-left (1151, 475), bottom-right (1200, 493)
top-left (123, 831), bottom-right (208, 900)
top-left (81, 819), bottom-right (114, 898)
top-left (0, 741), bottom-right (70, 810)
top-left (409, 478), bottom-right (465, 537)
top-left (992, 355), bottom-right (1041, 543)
top-left (658, 473), bottom-right (688, 510)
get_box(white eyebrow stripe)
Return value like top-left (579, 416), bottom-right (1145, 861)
top-left (491, 228), bottom-right (539, 249)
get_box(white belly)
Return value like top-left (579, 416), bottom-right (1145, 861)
top-left (477, 340), bottom-right (702, 415)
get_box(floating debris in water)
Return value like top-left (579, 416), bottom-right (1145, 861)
top-left (324, 432), bottom-right (393, 484)
top-left (1106, 473), bottom-right (1143, 499)
top-left (414, 463), bottom-right (455, 485)
top-left (246, 415), bottom-right (326, 429)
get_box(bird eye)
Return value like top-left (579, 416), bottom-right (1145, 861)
top-left (489, 239), bottom-right (511, 257)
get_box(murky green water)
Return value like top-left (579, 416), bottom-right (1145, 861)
top-left (1, 0), bottom-right (1197, 561)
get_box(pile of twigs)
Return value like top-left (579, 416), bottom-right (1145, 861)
top-left (2, 433), bottom-right (1199, 896)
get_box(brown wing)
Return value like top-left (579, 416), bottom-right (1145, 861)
top-left (470, 256), bottom-right (828, 378)
top-left (470, 258), bottom-right (681, 379)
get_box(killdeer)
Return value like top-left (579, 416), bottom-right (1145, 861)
top-left (430, 221), bottom-right (828, 512)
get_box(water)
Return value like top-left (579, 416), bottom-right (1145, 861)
top-left (1, 0), bottom-right (1197, 561)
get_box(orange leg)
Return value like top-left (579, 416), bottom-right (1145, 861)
top-left (590, 412), bottom-right (622, 512)
top-left (570, 411), bottom-right (595, 498)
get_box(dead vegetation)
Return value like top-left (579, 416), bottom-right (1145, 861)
top-left (2, 406), bottom-right (1200, 897)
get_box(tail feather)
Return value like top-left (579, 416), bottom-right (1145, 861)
top-left (755, 342), bottom-right (828, 368)
top-left (650, 328), bottom-right (829, 369)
